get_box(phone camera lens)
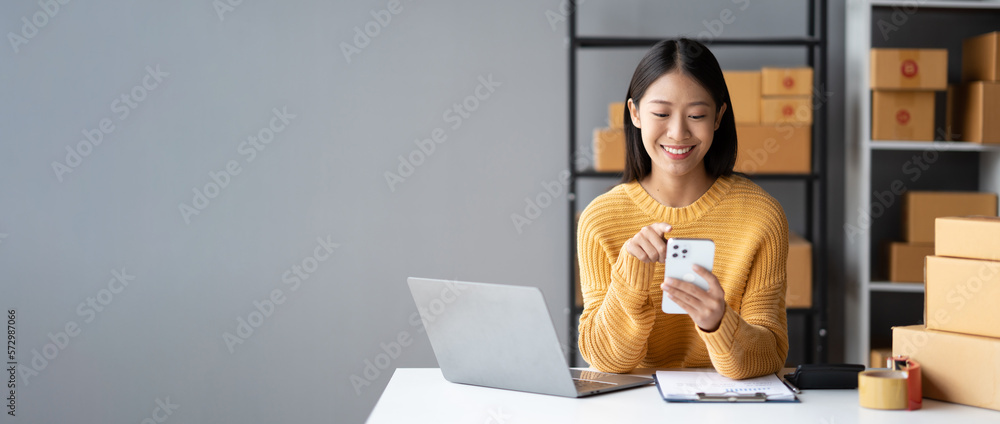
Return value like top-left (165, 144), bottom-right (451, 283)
top-left (672, 253), bottom-right (678, 258)
top-left (682, 249), bottom-right (688, 254)
top-left (673, 245), bottom-right (678, 249)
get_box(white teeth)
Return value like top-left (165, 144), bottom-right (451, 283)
top-left (662, 146), bottom-right (693, 155)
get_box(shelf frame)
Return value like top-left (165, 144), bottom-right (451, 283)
top-left (575, 37), bottom-right (821, 48)
top-left (870, 0), bottom-right (1000, 10)
top-left (567, 0), bottom-right (830, 367)
top-left (869, 281), bottom-right (925, 293)
top-left (844, 0), bottom-right (1000, 366)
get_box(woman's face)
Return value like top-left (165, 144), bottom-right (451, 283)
top-left (627, 70), bottom-right (726, 180)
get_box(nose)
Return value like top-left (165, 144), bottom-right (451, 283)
top-left (666, 115), bottom-right (691, 142)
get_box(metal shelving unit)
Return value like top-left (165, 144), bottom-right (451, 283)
top-left (567, 0), bottom-right (830, 366)
top-left (844, 0), bottom-right (1000, 365)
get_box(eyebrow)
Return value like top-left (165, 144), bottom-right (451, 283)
top-left (646, 99), bottom-right (711, 107)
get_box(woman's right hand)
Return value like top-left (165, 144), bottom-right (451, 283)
top-left (624, 223), bottom-right (672, 263)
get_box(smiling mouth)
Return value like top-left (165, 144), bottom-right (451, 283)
top-left (661, 145), bottom-right (694, 155)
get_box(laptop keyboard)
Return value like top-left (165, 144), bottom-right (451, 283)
top-left (573, 378), bottom-right (617, 392)
top-left (572, 370), bottom-right (623, 392)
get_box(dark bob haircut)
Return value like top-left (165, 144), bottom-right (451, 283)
top-left (621, 38), bottom-right (738, 183)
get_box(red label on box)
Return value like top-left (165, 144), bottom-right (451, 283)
top-left (783, 76), bottom-right (794, 88)
top-left (896, 109), bottom-right (911, 124)
top-left (901, 59), bottom-right (918, 78)
top-left (782, 105), bottom-right (794, 117)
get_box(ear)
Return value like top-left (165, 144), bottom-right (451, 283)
top-left (627, 98), bottom-right (641, 128)
top-left (714, 102), bottom-right (728, 131)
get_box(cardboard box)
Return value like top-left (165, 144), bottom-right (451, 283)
top-left (936, 216), bottom-right (1000, 261)
top-left (593, 128), bottom-right (625, 172)
top-left (902, 192), bottom-right (998, 243)
top-left (870, 347), bottom-right (893, 368)
top-left (870, 48), bottom-right (948, 90)
top-left (962, 31), bottom-right (1000, 82)
top-left (734, 124), bottom-right (811, 174)
top-left (609, 102), bottom-right (625, 129)
top-left (925, 255), bottom-right (1000, 339)
top-left (887, 242), bottom-right (934, 283)
top-left (760, 97), bottom-right (812, 125)
top-left (786, 232), bottom-right (812, 308)
top-left (761, 67), bottom-right (813, 96)
top-left (723, 71), bottom-right (761, 124)
top-left (871, 90), bottom-right (935, 141)
top-left (953, 82), bottom-right (1000, 144)
top-left (893, 325), bottom-right (1000, 412)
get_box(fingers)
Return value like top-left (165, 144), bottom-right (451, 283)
top-left (661, 278), bottom-right (709, 308)
top-left (664, 287), bottom-right (696, 314)
top-left (662, 277), bottom-right (724, 330)
top-left (625, 223), bottom-right (672, 263)
top-left (692, 264), bottom-right (723, 295)
top-left (626, 237), bottom-right (658, 262)
top-left (666, 267), bottom-right (726, 331)
top-left (651, 222), bottom-right (672, 238)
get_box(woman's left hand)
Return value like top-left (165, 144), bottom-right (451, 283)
top-left (661, 264), bottom-right (727, 332)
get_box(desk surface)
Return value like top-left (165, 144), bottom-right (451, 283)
top-left (367, 368), bottom-right (1000, 424)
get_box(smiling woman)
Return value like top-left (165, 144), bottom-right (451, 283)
top-left (577, 38), bottom-right (790, 380)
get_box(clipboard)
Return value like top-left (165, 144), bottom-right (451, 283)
top-left (652, 370), bottom-right (799, 403)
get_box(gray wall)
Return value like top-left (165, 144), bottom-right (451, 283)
top-left (0, 1), bottom-right (844, 423)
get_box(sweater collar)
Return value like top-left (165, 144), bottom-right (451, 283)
top-left (623, 175), bottom-right (734, 224)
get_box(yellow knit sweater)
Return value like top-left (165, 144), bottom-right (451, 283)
top-left (577, 175), bottom-right (789, 379)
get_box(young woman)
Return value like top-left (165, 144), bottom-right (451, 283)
top-left (577, 38), bottom-right (789, 379)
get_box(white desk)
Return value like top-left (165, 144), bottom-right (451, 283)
top-left (367, 368), bottom-right (1000, 424)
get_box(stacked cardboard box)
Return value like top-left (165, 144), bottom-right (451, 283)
top-left (893, 216), bottom-right (1000, 411)
top-left (870, 347), bottom-right (893, 369)
top-left (870, 49), bottom-right (947, 141)
top-left (594, 67), bottom-right (814, 174)
top-left (951, 32), bottom-right (1000, 143)
top-left (786, 232), bottom-right (813, 308)
top-left (728, 67), bottom-right (813, 174)
top-left (885, 191), bottom-right (997, 283)
top-left (593, 103), bottom-right (626, 172)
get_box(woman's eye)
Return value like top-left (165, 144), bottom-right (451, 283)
top-left (689, 115), bottom-right (706, 119)
top-left (652, 113), bottom-right (668, 118)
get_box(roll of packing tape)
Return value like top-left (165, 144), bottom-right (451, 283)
top-left (858, 370), bottom-right (909, 410)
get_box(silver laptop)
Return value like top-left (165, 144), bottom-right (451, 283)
top-left (407, 277), bottom-right (652, 397)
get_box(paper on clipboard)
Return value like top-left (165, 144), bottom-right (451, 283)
top-left (653, 370), bottom-right (797, 402)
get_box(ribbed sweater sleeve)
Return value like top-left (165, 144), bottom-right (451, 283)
top-left (576, 210), bottom-right (657, 373)
top-left (697, 214), bottom-right (789, 379)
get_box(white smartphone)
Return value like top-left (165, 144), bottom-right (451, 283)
top-left (661, 238), bottom-right (715, 314)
